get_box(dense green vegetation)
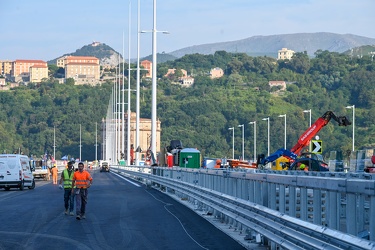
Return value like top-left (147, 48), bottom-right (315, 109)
top-left (1, 50), bottom-right (374, 161)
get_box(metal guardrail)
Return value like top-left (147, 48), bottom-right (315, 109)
top-left (112, 166), bottom-right (375, 249)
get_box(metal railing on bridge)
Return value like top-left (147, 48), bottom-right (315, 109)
top-left (112, 165), bottom-right (375, 250)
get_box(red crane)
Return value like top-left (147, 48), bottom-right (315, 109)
top-left (257, 111), bottom-right (351, 167)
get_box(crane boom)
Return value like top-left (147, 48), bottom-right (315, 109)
top-left (290, 111), bottom-right (351, 155)
top-left (257, 111), bottom-right (351, 167)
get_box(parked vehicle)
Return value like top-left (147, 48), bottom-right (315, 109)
top-left (288, 152), bottom-right (329, 172)
top-left (0, 154), bottom-right (35, 191)
top-left (100, 161), bottom-right (110, 172)
top-left (33, 166), bottom-right (50, 181)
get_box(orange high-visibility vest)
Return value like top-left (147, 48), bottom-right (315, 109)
top-left (73, 171), bottom-right (92, 188)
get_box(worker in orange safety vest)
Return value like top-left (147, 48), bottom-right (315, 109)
top-left (71, 162), bottom-right (93, 220)
top-left (51, 164), bottom-right (58, 184)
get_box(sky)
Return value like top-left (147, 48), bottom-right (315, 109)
top-left (1, 0), bottom-right (374, 61)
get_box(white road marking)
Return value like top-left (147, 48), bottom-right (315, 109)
top-left (110, 171), bottom-right (141, 187)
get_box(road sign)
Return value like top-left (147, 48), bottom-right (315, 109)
top-left (311, 140), bottom-right (322, 154)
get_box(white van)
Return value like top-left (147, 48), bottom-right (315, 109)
top-left (0, 154), bottom-right (35, 191)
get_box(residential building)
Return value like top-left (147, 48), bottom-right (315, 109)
top-left (57, 55), bottom-right (99, 68)
top-left (60, 56), bottom-right (100, 85)
top-left (30, 65), bottom-right (48, 83)
top-left (56, 57), bottom-right (65, 68)
top-left (11, 59), bottom-right (47, 83)
top-left (179, 76), bottom-right (195, 87)
top-left (140, 60), bottom-right (152, 78)
top-left (269, 81), bottom-right (286, 91)
top-left (210, 67), bottom-right (224, 79)
top-left (165, 68), bottom-right (187, 77)
top-left (278, 48), bottom-right (295, 60)
top-left (0, 60), bottom-right (12, 76)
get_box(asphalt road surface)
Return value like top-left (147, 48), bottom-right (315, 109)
top-left (0, 169), bottom-right (247, 250)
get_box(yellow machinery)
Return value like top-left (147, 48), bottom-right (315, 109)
top-left (272, 156), bottom-right (289, 170)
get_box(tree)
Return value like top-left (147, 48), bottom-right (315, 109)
top-left (289, 52), bottom-right (310, 74)
top-left (65, 78), bottom-right (75, 85)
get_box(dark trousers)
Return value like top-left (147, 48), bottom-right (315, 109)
top-left (75, 188), bottom-right (88, 216)
top-left (64, 189), bottom-right (74, 212)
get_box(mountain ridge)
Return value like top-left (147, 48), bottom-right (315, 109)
top-left (168, 32), bottom-right (375, 58)
top-left (48, 33), bottom-right (375, 65)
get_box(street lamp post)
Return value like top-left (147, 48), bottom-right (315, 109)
top-left (79, 124), bottom-right (82, 161)
top-left (346, 105), bottom-right (355, 151)
top-left (249, 121), bottom-right (256, 162)
top-left (303, 109), bottom-right (312, 151)
top-left (278, 114), bottom-right (286, 149)
top-left (228, 127), bottom-right (234, 159)
top-left (53, 126), bottom-right (56, 161)
top-left (303, 109), bottom-right (312, 127)
top-left (127, 3), bottom-right (133, 165)
top-left (238, 124), bottom-right (244, 160)
top-left (135, 0), bottom-right (141, 166)
top-left (141, 0), bottom-right (168, 157)
top-left (262, 117), bottom-right (270, 157)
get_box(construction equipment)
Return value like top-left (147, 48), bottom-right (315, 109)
top-left (227, 159), bottom-right (257, 169)
top-left (364, 156), bottom-right (375, 173)
top-left (257, 111), bottom-right (351, 168)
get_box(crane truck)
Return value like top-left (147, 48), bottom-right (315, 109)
top-left (257, 111), bottom-right (351, 169)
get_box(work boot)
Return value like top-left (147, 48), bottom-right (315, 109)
top-left (64, 209), bottom-right (68, 215)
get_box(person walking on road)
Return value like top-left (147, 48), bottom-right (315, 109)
top-left (59, 161), bottom-right (75, 216)
top-left (72, 162), bottom-right (93, 220)
top-left (51, 164), bottom-right (58, 184)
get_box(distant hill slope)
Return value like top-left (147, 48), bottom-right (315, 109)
top-left (169, 32), bottom-right (375, 58)
top-left (48, 42), bottom-right (176, 65)
top-left (141, 53), bottom-right (178, 63)
top-left (48, 42), bottom-right (122, 66)
top-left (343, 45), bottom-right (375, 57)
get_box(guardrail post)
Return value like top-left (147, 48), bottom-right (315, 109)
top-left (279, 185), bottom-right (286, 213)
top-left (289, 187), bottom-right (296, 217)
top-left (370, 196), bottom-right (375, 241)
top-left (300, 187), bottom-right (308, 221)
top-left (313, 189), bottom-right (322, 225)
top-left (255, 181), bottom-right (261, 204)
top-left (346, 193), bottom-right (356, 235)
top-left (239, 178), bottom-right (248, 200)
top-left (269, 183), bottom-right (276, 210)
top-left (248, 180), bottom-right (255, 202)
top-left (262, 182), bottom-right (268, 207)
top-left (358, 194), bottom-right (365, 235)
top-left (327, 191), bottom-right (339, 229)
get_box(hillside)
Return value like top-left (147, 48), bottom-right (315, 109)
top-left (168, 32), bottom-right (375, 58)
top-left (1, 50), bottom-right (374, 161)
top-left (46, 33), bottom-right (375, 66)
top-left (47, 42), bottom-right (122, 66)
top-left (47, 42), bottom-right (176, 66)
top-left (343, 45), bottom-right (375, 58)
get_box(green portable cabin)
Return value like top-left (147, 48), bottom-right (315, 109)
top-left (179, 148), bottom-right (201, 168)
